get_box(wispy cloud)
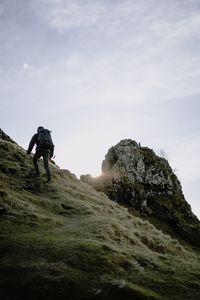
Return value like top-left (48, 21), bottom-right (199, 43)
top-left (48, 0), bottom-right (106, 32)
top-left (152, 12), bottom-right (200, 41)
top-left (30, 0), bottom-right (200, 103)
top-left (22, 63), bottom-right (34, 71)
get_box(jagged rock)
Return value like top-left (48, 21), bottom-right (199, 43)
top-left (81, 139), bottom-right (200, 246)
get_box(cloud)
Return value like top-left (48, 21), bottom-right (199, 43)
top-left (2, 0), bottom-right (198, 107)
top-left (37, 0), bottom-right (200, 40)
top-left (32, 0), bottom-right (200, 102)
top-left (169, 134), bottom-right (200, 181)
top-left (49, 1), bottom-right (106, 33)
top-left (35, 0), bottom-right (150, 33)
top-left (22, 63), bottom-right (34, 71)
top-left (169, 134), bottom-right (200, 218)
top-left (152, 12), bottom-right (200, 41)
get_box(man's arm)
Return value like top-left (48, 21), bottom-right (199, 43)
top-left (27, 134), bottom-right (37, 154)
top-left (50, 144), bottom-right (54, 159)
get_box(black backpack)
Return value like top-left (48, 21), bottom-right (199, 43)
top-left (37, 129), bottom-right (53, 149)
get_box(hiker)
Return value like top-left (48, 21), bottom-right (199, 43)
top-left (27, 126), bottom-right (54, 182)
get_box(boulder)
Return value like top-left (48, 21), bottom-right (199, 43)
top-left (81, 139), bottom-right (200, 246)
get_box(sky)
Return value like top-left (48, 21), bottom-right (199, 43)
top-left (0, 0), bottom-right (200, 218)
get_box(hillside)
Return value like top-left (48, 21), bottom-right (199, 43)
top-left (0, 129), bottom-right (200, 300)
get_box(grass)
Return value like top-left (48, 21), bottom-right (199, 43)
top-left (0, 135), bottom-right (200, 299)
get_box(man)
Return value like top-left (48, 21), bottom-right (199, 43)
top-left (27, 126), bottom-right (54, 182)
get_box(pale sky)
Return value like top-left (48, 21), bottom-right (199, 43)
top-left (1, 0), bottom-right (200, 218)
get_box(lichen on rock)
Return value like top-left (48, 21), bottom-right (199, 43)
top-left (81, 139), bottom-right (200, 246)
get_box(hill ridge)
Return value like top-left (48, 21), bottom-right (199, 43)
top-left (0, 129), bottom-right (200, 300)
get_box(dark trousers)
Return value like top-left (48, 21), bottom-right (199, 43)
top-left (33, 150), bottom-right (51, 180)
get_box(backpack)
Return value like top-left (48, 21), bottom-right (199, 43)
top-left (37, 129), bottom-right (53, 149)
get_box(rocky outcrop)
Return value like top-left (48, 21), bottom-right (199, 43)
top-left (81, 139), bottom-right (200, 246)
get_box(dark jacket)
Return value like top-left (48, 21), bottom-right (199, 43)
top-left (27, 133), bottom-right (54, 158)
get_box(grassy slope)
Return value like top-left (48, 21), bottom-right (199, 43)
top-left (0, 138), bottom-right (200, 300)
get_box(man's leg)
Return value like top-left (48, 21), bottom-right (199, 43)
top-left (33, 151), bottom-right (41, 176)
top-left (43, 152), bottom-right (51, 181)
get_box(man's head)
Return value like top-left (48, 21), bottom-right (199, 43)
top-left (37, 126), bottom-right (44, 133)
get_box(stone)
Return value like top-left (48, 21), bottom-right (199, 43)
top-left (81, 139), bottom-right (200, 246)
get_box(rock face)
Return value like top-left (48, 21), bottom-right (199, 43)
top-left (81, 139), bottom-right (200, 246)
